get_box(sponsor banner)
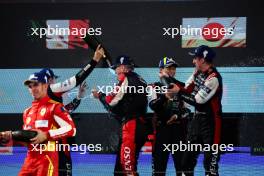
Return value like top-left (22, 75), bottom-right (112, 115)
top-left (182, 17), bottom-right (246, 48)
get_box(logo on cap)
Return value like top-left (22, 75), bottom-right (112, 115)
top-left (203, 50), bottom-right (208, 58)
top-left (120, 57), bottom-right (125, 64)
top-left (28, 74), bottom-right (38, 80)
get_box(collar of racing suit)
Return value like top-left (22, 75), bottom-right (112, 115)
top-left (202, 66), bottom-right (215, 75)
top-left (32, 95), bottom-right (50, 107)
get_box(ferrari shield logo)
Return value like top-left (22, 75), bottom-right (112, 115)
top-left (40, 108), bottom-right (46, 116)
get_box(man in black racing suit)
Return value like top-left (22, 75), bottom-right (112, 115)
top-left (41, 45), bottom-right (104, 105)
top-left (149, 57), bottom-right (190, 176)
top-left (92, 55), bottom-right (149, 176)
top-left (39, 45), bottom-right (105, 176)
top-left (169, 45), bottom-right (223, 176)
top-left (40, 68), bottom-right (87, 114)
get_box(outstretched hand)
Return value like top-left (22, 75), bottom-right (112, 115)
top-left (77, 81), bottom-right (88, 99)
top-left (91, 89), bottom-right (100, 99)
top-left (93, 44), bottom-right (105, 62)
top-left (0, 131), bottom-right (12, 144)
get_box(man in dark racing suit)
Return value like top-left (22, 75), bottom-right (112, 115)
top-left (149, 57), bottom-right (190, 176)
top-left (169, 45), bottom-right (223, 176)
top-left (38, 45), bottom-right (105, 176)
top-left (40, 68), bottom-right (87, 113)
top-left (92, 56), bottom-right (149, 176)
top-left (41, 45), bottom-right (104, 104)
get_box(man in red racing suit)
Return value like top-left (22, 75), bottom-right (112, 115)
top-left (1, 72), bottom-right (76, 176)
top-left (92, 56), bottom-right (149, 176)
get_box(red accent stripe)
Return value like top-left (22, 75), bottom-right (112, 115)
top-left (206, 72), bottom-right (217, 81)
top-left (211, 96), bottom-right (222, 144)
top-left (120, 119), bottom-right (137, 173)
top-left (54, 92), bottom-right (63, 98)
top-left (180, 82), bottom-right (195, 94)
top-left (105, 78), bottom-right (124, 104)
top-left (105, 95), bottom-right (114, 104)
top-left (118, 73), bottom-right (126, 82)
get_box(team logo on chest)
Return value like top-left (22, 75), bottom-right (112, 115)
top-left (40, 108), bottom-right (47, 116)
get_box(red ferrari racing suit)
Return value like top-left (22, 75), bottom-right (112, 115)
top-left (19, 96), bottom-right (76, 176)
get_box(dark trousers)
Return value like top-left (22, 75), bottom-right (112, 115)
top-left (181, 114), bottom-right (221, 176)
top-left (152, 121), bottom-right (187, 176)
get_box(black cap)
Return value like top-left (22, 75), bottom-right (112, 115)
top-left (111, 55), bottom-right (134, 69)
top-left (189, 45), bottom-right (216, 62)
top-left (158, 57), bottom-right (179, 68)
